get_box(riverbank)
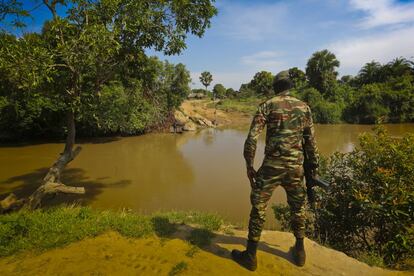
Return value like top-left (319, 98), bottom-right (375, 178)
top-left (179, 98), bottom-right (258, 128)
top-left (0, 206), bottom-right (406, 276)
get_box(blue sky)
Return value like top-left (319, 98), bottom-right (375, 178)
top-left (12, 0), bottom-right (414, 89)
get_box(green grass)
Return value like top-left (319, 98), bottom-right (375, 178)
top-left (0, 206), bottom-right (223, 257)
top-left (356, 251), bottom-right (385, 268)
top-left (168, 261), bottom-right (188, 276)
top-left (208, 97), bottom-right (264, 114)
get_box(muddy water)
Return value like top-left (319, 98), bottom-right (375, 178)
top-left (1, 124), bottom-right (414, 228)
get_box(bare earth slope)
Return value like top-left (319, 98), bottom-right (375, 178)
top-left (180, 99), bottom-right (251, 127)
top-left (0, 227), bottom-right (406, 276)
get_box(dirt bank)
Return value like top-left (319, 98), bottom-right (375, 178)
top-left (0, 226), bottom-right (405, 276)
top-left (180, 99), bottom-right (252, 128)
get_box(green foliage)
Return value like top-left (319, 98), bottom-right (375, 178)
top-left (274, 128), bottom-right (414, 268)
top-left (249, 71), bottom-right (274, 96)
top-left (0, 207), bottom-right (223, 257)
top-left (238, 83), bottom-right (256, 98)
top-left (319, 128), bottom-right (414, 267)
top-left (295, 87), bottom-right (342, 123)
top-left (306, 49), bottom-right (340, 95)
top-left (199, 71), bottom-right (213, 91)
top-left (225, 88), bottom-right (236, 98)
top-left (0, 0), bottom-right (216, 141)
top-left (288, 67), bottom-right (307, 89)
top-left (79, 81), bottom-right (157, 135)
top-left (0, 52), bottom-right (192, 139)
top-left (169, 261), bottom-right (188, 276)
top-left (214, 97), bottom-right (263, 114)
top-left (213, 83), bottom-right (226, 99)
top-left (343, 76), bottom-right (414, 124)
top-left (356, 58), bottom-right (413, 86)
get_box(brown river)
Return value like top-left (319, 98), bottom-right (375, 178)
top-left (1, 124), bottom-right (414, 228)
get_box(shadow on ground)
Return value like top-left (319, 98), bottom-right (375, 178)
top-left (0, 167), bottom-right (131, 207)
top-left (150, 216), bottom-right (296, 268)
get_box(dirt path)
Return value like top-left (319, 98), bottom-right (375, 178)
top-left (180, 100), bottom-right (252, 127)
top-left (0, 227), bottom-right (405, 276)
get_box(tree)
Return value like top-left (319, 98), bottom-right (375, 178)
top-left (249, 71), bottom-right (273, 96)
top-left (339, 75), bottom-right (353, 84)
top-left (0, 0), bottom-right (217, 211)
top-left (297, 87), bottom-right (342, 123)
top-left (357, 61), bottom-right (384, 85)
top-left (168, 63), bottom-right (192, 109)
top-left (384, 57), bottom-right (413, 79)
top-left (288, 67), bottom-right (306, 89)
top-left (213, 83), bottom-right (226, 99)
top-left (226, 87), bottom-right (236, 98)
top-left (306, 49), bottom-right (340, 95)
top-left (343, 83), bottom-right (390, 124)
top-left (199, 71), bottom-right (213, 95)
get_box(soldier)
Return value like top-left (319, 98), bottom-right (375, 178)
top-left (231, 70), bottom-right (319, 271)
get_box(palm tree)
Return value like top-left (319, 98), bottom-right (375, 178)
top-left (305, 49), bottom-right (340, 95)
top-left (199, 71), bottom-right (213, 95)
top-left (358, 61), bottom-right (382, 85)
top-left (386, 57), bottom-right (412, 77)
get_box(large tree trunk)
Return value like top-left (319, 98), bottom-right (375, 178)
top-left (0, 110), bottom-right (85, 213)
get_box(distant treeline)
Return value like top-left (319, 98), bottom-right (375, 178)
top-left (0, 33), bottom-right (191, 141)
top-left (204, 50), bottom-right (414, 124)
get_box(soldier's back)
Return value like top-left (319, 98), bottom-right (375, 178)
top-left (260, 93), bottom-right (311, 168)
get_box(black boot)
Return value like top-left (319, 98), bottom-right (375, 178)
top-left (231, 240), bottom-right (258, 271)
top-left (292, 238), bottom-right (306, 266)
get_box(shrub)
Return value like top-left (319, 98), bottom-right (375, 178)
top-left (274, 127), bottom-right (414, 268)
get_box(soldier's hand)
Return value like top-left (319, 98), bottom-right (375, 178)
top-left (247, 166), bottom-right (257, 188)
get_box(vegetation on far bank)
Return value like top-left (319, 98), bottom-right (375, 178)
top-left (274, 127), bottom-right (414, 269)
top-left (202, 51), bottom-right (414, 125)
top-left (0, 206), bottom-right (223, 257)
top-left (208, 97), bottom-right (264, 115)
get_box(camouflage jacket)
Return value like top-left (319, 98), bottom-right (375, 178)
top-left (244, 90), bottom-right (319, 169)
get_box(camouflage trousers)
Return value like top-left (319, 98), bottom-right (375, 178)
top-left (248, 165), bottom-right (306, 242)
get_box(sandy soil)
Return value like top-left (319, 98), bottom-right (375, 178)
top-left (180, 100), bottom-right (252, 128)
top-left (0, 226), bottom-right (406, 276)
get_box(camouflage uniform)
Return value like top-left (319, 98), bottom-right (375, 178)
top-left (244, 90), bottom-right (319, 242)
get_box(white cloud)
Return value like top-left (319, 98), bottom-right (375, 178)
top-left (241, 51), bottom-right (285, 71)
top-left (217, 2), bottom-right (288, 40)
top-left (329, 26), bottom-right (414, 75)
top-left (350, 0), bottom-right (414, 28)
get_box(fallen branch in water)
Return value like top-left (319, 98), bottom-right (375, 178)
top-left (0, 146), bottom-right (85, 214)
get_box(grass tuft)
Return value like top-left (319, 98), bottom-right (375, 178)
top-left (168, 261), bottom-right (188, 276)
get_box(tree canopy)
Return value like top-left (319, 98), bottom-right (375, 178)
top-left (0, 0), bottom-right (217, 141)
top-left (249, 71), bottom-right (273, 97)
top-left (306, 49), bottom-right (340, 96)
top-left (199, 71), bottom-right (213, 91)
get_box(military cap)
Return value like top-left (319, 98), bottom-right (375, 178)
top-left (274, 70), bottom-right (290, 82)
top-left (273, 70), bottom-right (293, 93)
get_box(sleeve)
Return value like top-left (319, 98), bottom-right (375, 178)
top-left (243, 103), bottom-right (267, 167)
top-left (303, 106), bottom-right (319, 169)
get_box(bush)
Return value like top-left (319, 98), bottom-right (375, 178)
top-left (274, 127), bottom-right (414, 268)
top-left (297, 87), bottom-right (342, 123)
